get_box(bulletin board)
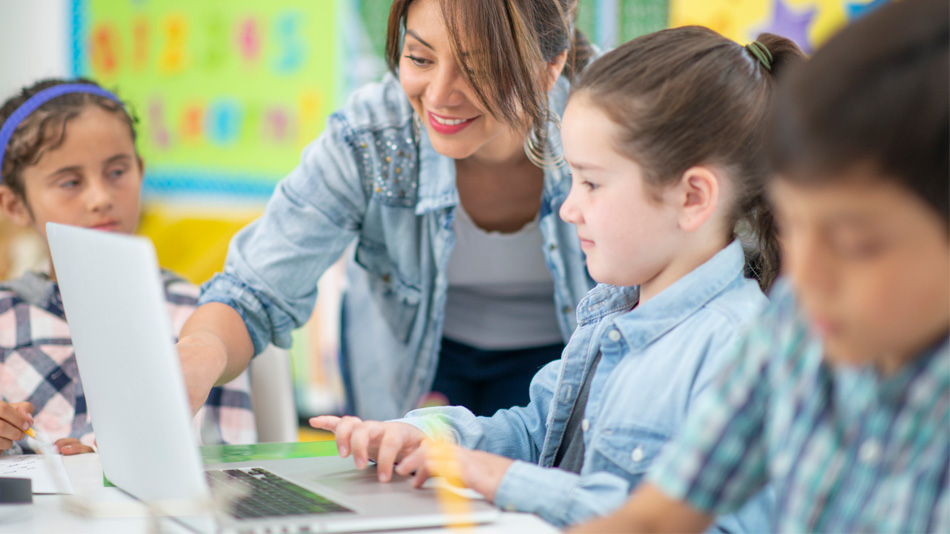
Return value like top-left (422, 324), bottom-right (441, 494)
top-left (670, 0), bottom-right (888, 53)
top-left (573, 0), bottom-right (887, 52)
top-left (70, 0), bottom-right (341, 199)
top-left (70, 0), bottom-right (350, 420)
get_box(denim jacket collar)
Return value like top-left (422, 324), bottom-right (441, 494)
top-left (579, 240), bottom-right (747, 350)
top-left (414, 76), bottom-right (573, 216)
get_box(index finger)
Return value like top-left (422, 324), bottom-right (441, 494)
top-left (309, 416), bottom-right (342, 432)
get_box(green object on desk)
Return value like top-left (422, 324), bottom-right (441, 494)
top-left (103, 441), bottom-right (339, 487)
top-left (201, 441), bottom-right (338, 463)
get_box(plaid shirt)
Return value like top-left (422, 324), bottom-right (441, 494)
top-left (650, 279), bottom-right (949, 533)
top-left (0, 270), bottom-right (256, 452)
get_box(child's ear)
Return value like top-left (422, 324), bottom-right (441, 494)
top-left (0, 185), bottom-right (33, 228)
top-left (544, 50), bottom-right (569, 92)
top-left (676, 166), bottom-right (720, 232)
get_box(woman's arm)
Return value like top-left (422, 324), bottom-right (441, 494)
top-left (173, 88), bottom-right (387, 414)
top-left (177, 303), bottom-right (254, 413)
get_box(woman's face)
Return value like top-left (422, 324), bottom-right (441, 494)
top-left (398, 0), bottom-right (526, 163)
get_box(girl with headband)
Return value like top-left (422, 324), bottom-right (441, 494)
top-left (0, 78), bottom-right (257, 454)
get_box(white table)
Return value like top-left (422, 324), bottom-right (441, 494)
top-left (0, 454), bottom-right (559, 533)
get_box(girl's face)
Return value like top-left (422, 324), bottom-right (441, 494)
top-left (772, 172), bottom-right (950, 374)
top-left (398, 0), bottom-right (526, 163)
top-left (2, 106), bottom-right (143, 247)
top-left (559, 95), bottom-right (682, 289)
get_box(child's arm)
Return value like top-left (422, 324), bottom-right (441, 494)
top-left (388, 441), bottom-right (683, 527)
top-left (0, 401), bottom-right (32, 450)
top-left (310, 359), bottom-right (563, 484)
top-left (567, 483), bottom-right (713, 533)
top-left (396, 359), bottom-right (563, 460)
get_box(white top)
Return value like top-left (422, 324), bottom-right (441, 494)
top-left (442, 203), bottom-right (563, 350)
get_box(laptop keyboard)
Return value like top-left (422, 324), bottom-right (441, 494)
top-left (206, 467), bottom-right (354, 519)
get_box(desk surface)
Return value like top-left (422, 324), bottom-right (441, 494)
top-left (0, 443), bottom-right (559, 534)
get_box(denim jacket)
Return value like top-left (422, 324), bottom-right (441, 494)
top-left (397, 241), bottom-right (775, 529)
top-left (200, 73), bottom-right (593, 420)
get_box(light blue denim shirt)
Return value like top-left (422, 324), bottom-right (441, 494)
top-left (397, 241), bottom-right (775, 529)
top-left (199, 73), bottom-right (593, 420)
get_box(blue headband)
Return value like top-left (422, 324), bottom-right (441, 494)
top-left (0, 84), bottom-right (124, 181)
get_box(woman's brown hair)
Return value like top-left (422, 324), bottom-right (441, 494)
top-left (574, 27), bottom-right (805, 290)
top-left (385, 0), bottom-right (593, 135)
top-left (0, 78), bottom-right (137, 201)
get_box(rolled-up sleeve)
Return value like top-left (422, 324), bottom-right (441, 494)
top-left (494, 460), bottom-right (633, 527)
top-left (199, 111), bottom-right (366, 356)
top-left (397, 359), bottom-right (563, 462)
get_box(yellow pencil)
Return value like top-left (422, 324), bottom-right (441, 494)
top-left (24, 427), bottom-right (51, 446)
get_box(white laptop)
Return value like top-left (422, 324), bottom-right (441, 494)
top-left (46, 222), bottom-right (499, 533)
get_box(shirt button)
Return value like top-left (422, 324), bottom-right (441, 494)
top-left (859, 439), bottom-right (881, 464)
top-left (631, 446), bottom-right (645, 463)
top-left (581, 419), bottom-right (590, 432)
top-left (607, 329), bottom-right (621, 342)
top-left (562, 306), bottom-right (572, 314)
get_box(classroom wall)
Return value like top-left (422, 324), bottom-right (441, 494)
top-left (0, 0), bottom-right (72, 280)
top-left (0, 0), bottom-right (890, 419)
top-left (0, 0), bottom-right (70, 99)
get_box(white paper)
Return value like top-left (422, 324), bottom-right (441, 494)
top-left (0, 454), bottom-right (74, 494)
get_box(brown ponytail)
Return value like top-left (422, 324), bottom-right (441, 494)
top-left (573, 27), bottom-right (806, 290)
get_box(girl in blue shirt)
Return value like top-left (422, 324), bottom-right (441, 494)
top-left (574, 1), bottom-right (950, 532)
top-left (312, 28), bottom-right (804, 529)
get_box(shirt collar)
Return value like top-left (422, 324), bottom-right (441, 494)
top-left (871, 333), bottom-right (949, 406)
top-left (414, 131), bottom-right (458, 215)
top-left (588, 240), bottom-right (748, 349)
top-left (0, 270), bottom-right (64, 317)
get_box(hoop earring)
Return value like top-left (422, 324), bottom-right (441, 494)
top-left (523, 110), bottom-right (565, 170)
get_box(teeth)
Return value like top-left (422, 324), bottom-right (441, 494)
top-left (432, 115), bottom-right (468, 126)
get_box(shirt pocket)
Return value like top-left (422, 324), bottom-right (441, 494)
top-left (591, 426), bottom-right (670, 486)
top-left (354, 238), bottom-right (422, 343)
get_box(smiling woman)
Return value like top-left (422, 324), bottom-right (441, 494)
top-left (177, 0), bottom-right (596, 421)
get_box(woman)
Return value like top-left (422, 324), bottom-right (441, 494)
top-left (177, 0), bottom-right (595, 420)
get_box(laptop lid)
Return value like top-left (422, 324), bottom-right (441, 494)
top-left (47, 223), bottom-right (211, 506)
top-left (48, 223), bottom-right (500, 532)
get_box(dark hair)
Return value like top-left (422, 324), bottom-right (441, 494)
top-left (385, 0), bottom-right (593, 134)
top-left (0, 78), bottom-right (138, 201)
top-left (574, 27), bottom-right (805, 290)
top-left (769, 0), bottom-right (949, 225)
